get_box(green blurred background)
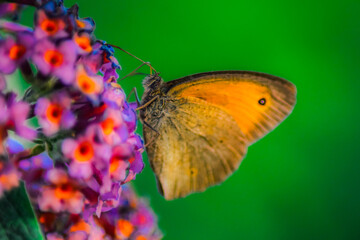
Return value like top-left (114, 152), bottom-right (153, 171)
top-left (21, 0), bottom-right (360, 239)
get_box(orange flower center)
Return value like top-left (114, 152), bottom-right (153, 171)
top-left (75, 35), bottom-right (92, 52)
top-left (70, 220), bottom-right (91, 233)
top-left (136, 236), bottom-right (147, 240)
top-left (44, 50), bottom-right (63, 67)
top-left (101, 118), bottom-right (115, 135)
top-left (76, 19), bottom-right (86, 28)
top-left (109, 156), bottom-right (122, 174)
top-left (74, 141), bottom-right (94, 162)
top-left (46, 103), bottom-right (63, 124)
top-left (117, 219), bottom-right (134, 238)
top-left (8, 44), bottom-right (26, 60)
top-left (77, 73), bottom-right (96, 94)
top-left (41, 19), bottom-right (59, 35)
top-left (54, 183), bottom-right (74, 199)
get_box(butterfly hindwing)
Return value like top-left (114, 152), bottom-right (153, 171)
top-left (143, 97), bottom-right (247, 200)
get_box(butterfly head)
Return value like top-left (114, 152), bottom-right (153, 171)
top-left (142, 73), bottom-right (163, 90)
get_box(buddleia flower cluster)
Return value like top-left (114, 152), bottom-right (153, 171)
top-left (0, 0), bottom-right (162, 239)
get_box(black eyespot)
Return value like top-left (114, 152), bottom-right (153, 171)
top-left (258, 98), bottom-right (266, 105)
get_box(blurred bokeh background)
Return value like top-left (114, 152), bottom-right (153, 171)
top-left (19, 0), bottom-right (360, 239)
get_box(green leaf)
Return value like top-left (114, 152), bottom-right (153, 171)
top-left (0, 182), bottom-right (44, 240)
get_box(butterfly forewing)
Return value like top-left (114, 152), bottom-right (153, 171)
top-left (165, 71), bottom-right (296, 143)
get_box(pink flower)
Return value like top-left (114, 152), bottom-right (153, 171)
top-left (34, 10), bottom-right (68, 39)
top-left (32, 39), bottom-right (77, 84)
top-left (62, 125), bottom-right (111, 180)
top-left (0, 32), bottom-right (35, 74)
top-left (0, 93), bottom-right (36, 152)
top-left (38, 168), bottom-right (85, 214)
top-left (35, 92), bottom-right (76, 136)
top-left (75, 65), bottom-right (103, 102)
top-left (99, 108), bottom-right (128, 146)
top-left (0, 161), bottom-right (20, 197)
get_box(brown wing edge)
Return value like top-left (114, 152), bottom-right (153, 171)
top-left (162, 70), bottom-right (296, 95)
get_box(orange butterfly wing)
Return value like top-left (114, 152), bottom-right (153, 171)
top-left (142, 71), bottom-right (296, 200)
top-left (165, 71), bottom-right (296, 143)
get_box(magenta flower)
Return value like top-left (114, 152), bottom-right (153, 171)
top-left (0, 160), bottom-right (20, 197)
top-left (101, 55), bottom-right (120, 81)
top-left (35, 91), bottom-right (76, 136)
top-left (0, 3), bottom-right (20, 18)
top-left (127, 134), bottom-right (145, 174)
top-left (62, 125), bottom-right (111, 180)
top-left (122, 102), bottom-right (138, 134)
top-left (99, 108), bottom-right (128, 146)
top-left (108, 185), bottom-right (162, 240)
top-left (78, 44), bottom-right (104, 74)
top-left (74, 32), bottom-right (93, 54)
top-left (38, 168), bottom-right (85, 214)
top-left (0, 32), bottom-right (35, 74)
top-left (130, 204), bottom-right (157, 235)
top-left (32, 39), bottom-right (77, 84)
top-left (34, 10), bottom-right (68, 39)
top-left (0, 93), bottom-right (36, 152)
top-left (0, 19), bottom-right (33, 32)
top-left (109, 145), bottom-right (130, 182)
top-left (0, 1), bottom-right (162, 238)
top-left (75, 65), bottom-right (103, 102)
top-left (46, 233), bottom-right (64, 240)
top-left (74, 17), bottom-right (95, 33)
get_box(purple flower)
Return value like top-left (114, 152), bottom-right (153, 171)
top-left (32, 39), bottom-right (77, 84)
top-left (75, 65), bottom-right (103, 102)
top-left (122, 102), bottom-right (138, 133)
top-left (78, 44), bottom-right (104, 74)
top-left (62, 125), bottom-right (111, 180)
top-left (0, 20), bottom-right (33, 32)
top-left (99, 108), bottom-right (128, 146)
top-left (109, 145), bottom-right (131, 181)
top-left (0, 32), bottom-right (35, 74)
top-left (35, 91), bottom-right (76, 136)
top-left (0, 160), bottom-right (20, 197)
top-left (38, 168), bottom-right (85, 214)
top-left (74, 32), bottom-right (93, 54)
top-left (0, 3), bottom-right (20, 18)
top-left (74, 17), bottom-right (95, 33)
top-left (0, 93), bottom-right (36, 151)
top-left (101, 55), bottom-right (120, 81)
top-left (34, 10), bottom-right (68, 39)
top-left (102, 82), bottom-right (126, 109)
top-left (127, 134), bottom-right (145, 174)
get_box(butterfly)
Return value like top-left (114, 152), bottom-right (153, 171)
top-left (138, 70), bottom-right (296, 200)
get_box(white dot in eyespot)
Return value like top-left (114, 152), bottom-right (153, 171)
top-left (258, 98), bottom-right (266, 105)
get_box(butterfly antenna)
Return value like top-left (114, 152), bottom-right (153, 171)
top-left (107, 43), bottom-right (157, 74)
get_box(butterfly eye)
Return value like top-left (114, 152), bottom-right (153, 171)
top-left (258, 98), bottom-right (266, 105)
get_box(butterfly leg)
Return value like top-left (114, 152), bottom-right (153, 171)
top-left (127, 87), bottom-right (141, 106)
top-left (143, 121), bottom-right (161, 148)
top-left (136, 95), bottom-right (159, 111)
